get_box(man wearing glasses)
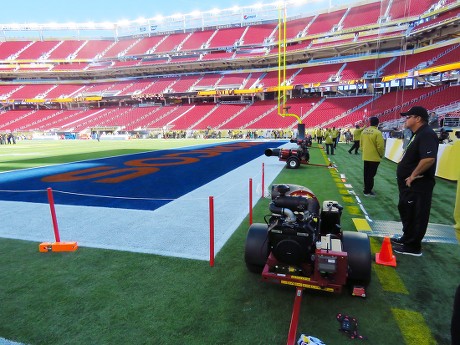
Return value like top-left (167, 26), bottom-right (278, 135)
top-left (391, 106), bottom-right (439, 256)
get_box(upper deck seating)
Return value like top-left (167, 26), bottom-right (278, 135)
top-left (193, 74), bottom-right (222, 90)
top-left (169, 55), bottom-right (199, 64)
top-left (47, 40), bottom-right (85, 60)
top-left (241, 24), bottom-right (277, 46)
top-left (180, 30), bottom-right (215, 51)
top-left (340, 58), bottom-right (391, 81)
top-left (171, 75), bottom-right (202, 93)
top-left (124, 36), bottom-right (165, 56)
top-left (16, 41), bottom-right (60, 60)
top-left (75, 40), bottom-right (113, 59)
top-left (103, 38), bottom-right (138, 58)
top-left (141, 77), bottom-right (178, 94)
top-left (42, 84), bottom-right (85, 99)
top-left (52, 62), bottom-right (89, 71)
top-left (7, 84), bottom-right (55, 99)
top-left (292, 64), bottom-right (342, 85)
top-left (341, 2), bottom-right (384, 29)
top-left (260, 69), bottom-right (299, 87)
top-left (209, 27), bottom-right (245, 48)
top-left (0, 41), bottom-right (31, 60)
top-left (216, 73), bottom-right (249, 89)
top-left (306, 9), bottom-right (347, 35)
top-left (388, 0), bottom-right (435, 19)
top-left (412, 7), bottom-right (460, 33)
top-left (382, 44), bottom-right (459, 75)
top-left (155, 33), bottom-right (189, 53)
top-left (201, 51), bottom-right (234, 61)
top-left (244, 72), bottom-right (265, 89)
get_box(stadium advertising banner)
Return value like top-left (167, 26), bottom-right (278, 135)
top-left (52, 98), bottom-right (74, 103)
top-left (25, 99), bottom-right (46, 103)
top-left (197, 88), bottom-right (264, 96)
top-left (382, 62), bottom-right (460, 82)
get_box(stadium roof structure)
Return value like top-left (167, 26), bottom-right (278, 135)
top-left (0, 0), bottom-right (357, 39)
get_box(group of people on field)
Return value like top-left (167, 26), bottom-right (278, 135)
top-left (309, 108), bottom-right (460, 343)
top-left (312, 127), bottom-right (341, 155)
top-left (312, 106), bottom-right (439, 258)
top-left (0, 133), bottom-right (16, 144)
top-left (349, 107), bottom-right (459, 343)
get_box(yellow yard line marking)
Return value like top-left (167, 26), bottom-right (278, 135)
top-left (341, 196), bottom-right (354, 204)
top-left (370, 238), bottom-right (408, 294)
top-left (337, 188), bottom-right (349, 195)
top-left (392, 309), bottom-right (436, 345)
top-left (346, 205), bottom-right (362, 216)
top-left (352, 218), bottom-right (372, 231)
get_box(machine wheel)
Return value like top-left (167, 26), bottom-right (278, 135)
top-left (244, 223), bottom-right (269, 273)
top-left (286, 156), bottom-right (300, 169)
top-left (342, 231), bottom-right (372, 286)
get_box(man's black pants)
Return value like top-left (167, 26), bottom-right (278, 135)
top-left (363, 161), bottom-right (379, 194)
top-left (348, 140), bottom-right (359, 153)
top-left (397, 180), bottom-right (434, 251)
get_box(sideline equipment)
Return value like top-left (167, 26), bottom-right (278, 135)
top-left (244, 184), bottom-right (371, 344)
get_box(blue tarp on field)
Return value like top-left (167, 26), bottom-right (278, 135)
top-left (0, 141), bottom-right (285, 210)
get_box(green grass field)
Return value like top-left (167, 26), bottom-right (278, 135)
top-left (0, 139), bottom-right (458, 345)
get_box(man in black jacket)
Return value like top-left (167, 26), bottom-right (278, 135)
top-left (391, 106), bottom-right (439, 256)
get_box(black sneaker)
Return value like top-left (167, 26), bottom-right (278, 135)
top-left (363, 191), bottom-right (376, 197)
top-left (393, 243), bottom-right (422, 257)
top-left (390, 235), bottom-right (405, 245)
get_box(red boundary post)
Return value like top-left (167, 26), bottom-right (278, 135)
top-left (249, 178), bottom-right (253, 225)
top-left (47, 187), bottom-right (61, 242)
top-left (286, 287), bottom-right (304, 345)
top-left (209, 196), bottom-right (214, 267)
top-left (262, 163), bottom-right (265, 198)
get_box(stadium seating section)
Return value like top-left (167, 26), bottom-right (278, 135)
top-left (0, 0), bottom-right (458, 134)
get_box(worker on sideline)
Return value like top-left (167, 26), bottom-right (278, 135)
top-left (324, 128), bottom-right (335, 155)
top-left (360, 117), bottom-right (384, 197)
top-left (348, 124), bottom-right (365, 154)
top-left (392, 106), bottom-right (439, 256)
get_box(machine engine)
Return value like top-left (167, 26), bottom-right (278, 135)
top-left (267, 184), bottom-right (342, 266)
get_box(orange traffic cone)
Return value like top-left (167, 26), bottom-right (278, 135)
top-left (375, 237), bottom-right (397, 267)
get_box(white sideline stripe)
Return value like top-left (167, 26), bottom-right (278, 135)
top-left (0, 338), bottom-right (26, 345)
top-left (0, 155), bottom-right (287, 261)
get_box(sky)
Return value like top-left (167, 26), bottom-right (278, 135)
top-left (0, 0), bottom-right (361, 24)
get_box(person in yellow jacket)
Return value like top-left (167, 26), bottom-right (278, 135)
top-left (360, 117), bottom-right (384, 196)
top-left (315, 127), bottom-right (323, 144)
top-left (331, 127), bottom-right (340, 149)
top-left (348, 124), bottom-right (365, 154)
top-left (324, 128), bottom-right (335, 155)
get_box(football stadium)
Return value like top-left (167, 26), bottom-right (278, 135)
top-left (0, 0), bottom-right (459, 344)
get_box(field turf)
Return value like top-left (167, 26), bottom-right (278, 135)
top-left (0, 139), bottom-right (458, 345)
